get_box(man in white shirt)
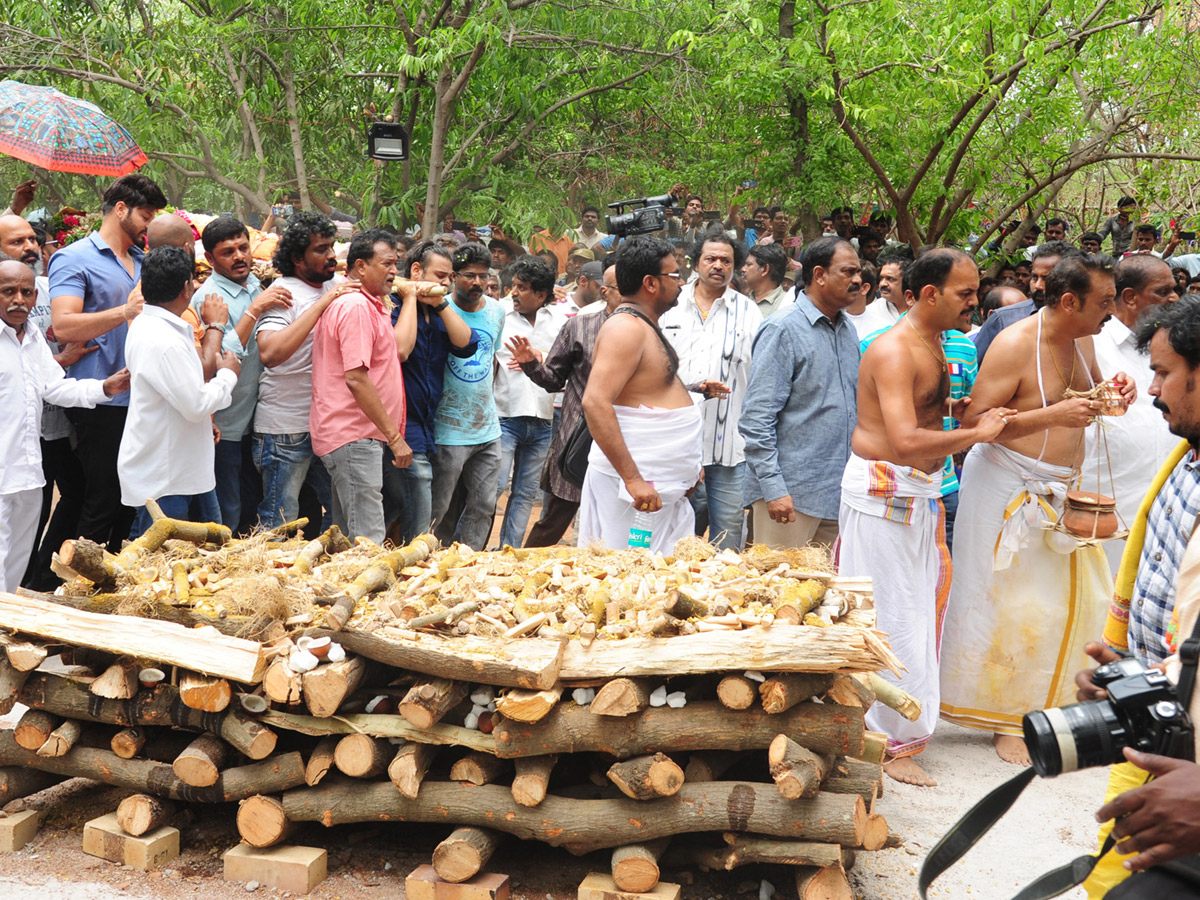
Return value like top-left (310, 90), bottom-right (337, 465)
top-left (118, 246), bottom-right (240, 537)
top-left (253, 212), bottom-right (351, 528)
top-left (1088, 254), bottom-right (1179, 573)
top-left (0, 260), bottom-right (129, 591)
top-left (854, 257), bottom-right (905, 336)
top-left (568, 206), bottom-right (608, 252)
top-left (660, 233), bottom-right (762, 550)
top-left (494, 257), bottom-right (567, 548)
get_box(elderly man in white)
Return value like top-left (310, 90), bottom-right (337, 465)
top-left (0, 259), bottom-right (128, 591)
top-left (117, 246), bottom-right (240, 538)
top-left (1087, 254), bottom-right (1179, 573)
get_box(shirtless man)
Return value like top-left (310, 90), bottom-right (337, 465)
top-left (841, 248), bottom-right (1015, 786)
top-left (940, 254), bottom-right (1137, 765)
top-left (578, 235), bottom-right (702, 551)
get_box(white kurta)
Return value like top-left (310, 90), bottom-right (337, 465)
top-left (839, 453), bottom-right (948, 758)
top-left (940, 442), bottom-right (1113, 736)
top-left (578, 403), bottom-right (703, 553)
top-left (1086, 316), bottom-right (1175, 574)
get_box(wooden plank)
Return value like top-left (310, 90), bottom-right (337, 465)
top-left (0, 592), bottom-right (266, 683)
top-left (321, 627), bottom-right (565, 690)
top-left (559, 625), bottom-right (901, 681)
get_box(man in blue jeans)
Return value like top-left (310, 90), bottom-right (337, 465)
top-left (386, 241), bottom-right (475, 543)
top-left (494, 257), bottom-right (567, 548)
top-left (253, 212), bottom-right (351, 528)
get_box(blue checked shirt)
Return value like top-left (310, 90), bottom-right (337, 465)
top-left (1129, 450), bottom-right (1200, 663)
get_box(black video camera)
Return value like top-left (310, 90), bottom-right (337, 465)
top-left (606, 193), bottom-right (677, 238)
top-left (1023, 656), bottom-right (1193, 777)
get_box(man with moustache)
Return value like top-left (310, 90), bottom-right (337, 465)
top-left (386, 241), bottom-right (475, 543)
top-left (0, 260), bottom-right (129, 591)
top-left (493, 256), bottom-right (568, 548)
top-left (580, 236), bottom-right (703, 552)
top-left (311, 230), bottom-right (431, 543)
top-left (429, 242), bottom-right (507, 551)
top-left (254, 212), bottom-right (354, 528)
top-left (973, 240), bottom-right (1081, 361)
top-left (855, 256), bottom-right (905, 335)
top-left (941, 256), bottom-right (1137, 767)
top-left (507, 261), bottom-right (620, 547)
top-left (841, 248), bottom-right (1014, 787)
top-left (661, 233), bottom-right (760, 550)
top-left (49, 173), bottom-right (167, 550)
top-left (196, 217), bottom-right (293, 531)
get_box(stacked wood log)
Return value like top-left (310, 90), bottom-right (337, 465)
top-left (0, 531), bottom-right (917, 894)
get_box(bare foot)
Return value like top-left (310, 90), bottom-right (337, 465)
top-left (883, 755), bottom-right (938, 786)
top-left (993, 733), bottom-right (1032, 766)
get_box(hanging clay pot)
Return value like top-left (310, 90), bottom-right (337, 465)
top-left (1062, 491), bottom-right (1119, 539)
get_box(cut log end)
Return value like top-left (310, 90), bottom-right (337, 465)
top-left (172, 734), bottom-right (229, 788)
top-left (237, 794), bottom-right (294, 848)
top-left (607, 753), bottom-right (685, 800)
top-left (117, 794), bottom-right (175, 837)
top-left (432, 827), bottom-right (501, 883)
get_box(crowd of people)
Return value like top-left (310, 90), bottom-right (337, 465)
top-left (7, 173), bottom-right (1200, 894)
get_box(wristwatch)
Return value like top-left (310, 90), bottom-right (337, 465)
top-left (433, 299), bottom-right (450, 312)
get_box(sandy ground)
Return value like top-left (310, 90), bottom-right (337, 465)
top-left (0, 705), bottom-right (1113, 900)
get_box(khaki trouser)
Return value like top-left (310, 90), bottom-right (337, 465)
top-left (749, 499), bottom-right (839, 550)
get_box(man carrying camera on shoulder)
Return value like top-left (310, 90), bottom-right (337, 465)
top-left (1074, 296), bottom-right (1200, 897)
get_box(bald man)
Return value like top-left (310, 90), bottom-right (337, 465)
top-left (0, 260), bottom-right (129, 590)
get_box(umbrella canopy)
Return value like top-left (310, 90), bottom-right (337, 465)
top-left (0, 80), bottom-right (147, 177)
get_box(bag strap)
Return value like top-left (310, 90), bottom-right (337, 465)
top-left (611, 306), bottom-right (680, 379)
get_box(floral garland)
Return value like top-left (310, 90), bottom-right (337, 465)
top-left (44, 209), bottom-right (101, 246)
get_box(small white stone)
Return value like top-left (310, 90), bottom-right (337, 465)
top-left (743, 670), bottom-right (766, 682)
top-left (666, 691), bottom-right (687, 708)
top-left (246, 881), bottom-right (260, 893)
top-left (288, 649), bottom-right (319, 672)
top-left (758, 880), bottom-right (774, 900)
top-left (470, 687), bottom-right (494, 705)
top-left (464, 711), bottom-right (479, 730)
top-left (326, 643), bottom-right (346, 662)
top-left (572, 688), bottom-right (593, 706)
top-left (649, 685), bottom-right (668, 707)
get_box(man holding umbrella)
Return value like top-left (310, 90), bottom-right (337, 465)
top-left (49, 173), bottom-right (167, 550)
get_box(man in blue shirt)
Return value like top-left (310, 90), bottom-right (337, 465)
top-left (49, 174), bottom-right (166, 550)
top-left (197, 217), bottom-right (294, 532)
top-left (384, 241), bottom-right (475, 544)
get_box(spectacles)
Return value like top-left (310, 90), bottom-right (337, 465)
top-left (657, 271), bottom-right (683, 281)
top-left (456, 272), bottom-right (488, 282)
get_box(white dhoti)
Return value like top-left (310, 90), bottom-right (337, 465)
top-left (940, 442), bottom-right (1113, 736)
top-left (839, 453), bottom-right (948, 758)
top-left (578, 404), bottom-right (703, 553)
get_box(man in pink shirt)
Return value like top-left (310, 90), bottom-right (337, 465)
top-left (311, 229), bottom-right (436, 541)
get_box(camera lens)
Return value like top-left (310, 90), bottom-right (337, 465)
top-left (1023, 700), bottom-right (1126, 777)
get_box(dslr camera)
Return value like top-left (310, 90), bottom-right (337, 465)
top-left (606, 193), bottom-right (678, 238)
top-left (1023, 656), bottom-right (1193, 777)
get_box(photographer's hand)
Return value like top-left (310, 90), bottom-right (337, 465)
top-left (1097, 748), bottom-right (1200, 872)
top-left (1074, 642), bottom-right (1122, 701)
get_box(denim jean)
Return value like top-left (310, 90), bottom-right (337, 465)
top-left (214, 437), bottom-right (247, 532)
top-left (321, 439), bottom-right (386, 543)
top-left (430, 439), bottom-right (501, 551)
top-left (383, 450), bottom-right (433, 545)
top-left (496, 416), bottom-right (553, 549)
top-left (130, 491), bottom-right (221, 539)
top-left (252, 431), bottom-right (331, 529)
top-left (688, 461), bottom-right (746, 551)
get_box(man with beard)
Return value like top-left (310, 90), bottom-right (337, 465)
top-left (972, 240), bottom-right (1081, 361)
top-left (661, 233), bottom-right (760, 550)
top-left (941, 256), bottom-right (1136, 767)
top-left (198, 217), bottom-right (294, 531)
top-left (840, 249), bottom-right (1013, 786)
top-left (49, 174), bottom-right (167, 551)
top-left (0, 259), bottom-right (129, 591)
top-left (580, 236), bottom-right (702, 552)
top-left (253, 212), bottom-right (354, 527)
top-left (429, 242), bottom-right (506, 551)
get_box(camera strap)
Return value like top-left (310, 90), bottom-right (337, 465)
top-left (919, 766), bottom-right (1123, 900)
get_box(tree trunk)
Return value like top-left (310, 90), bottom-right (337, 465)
top-left (433, 827), bottom-right (502, 883)
top-left (117, 794), bottom-right (175, 836)
top-left (667, 834), bottom-right (854, 871)
top-left (760, 674), bottom-right (833, 714)
top-left (237, 794), bottom-right (295, 848)
top-left (717, 676), bottom-right (757, 710)
top-left (492, 700), bottom-right (864, 760)
top-left (769, 735), bottom-right (832, 800)
top-left (0, 767), bottom-right (61, 804)
top-left (606, 753), bottom-right (684, 800)
top-left (281, 781), bottom-right (866, 850)
top-left (824, 758), bottom-right (883, 807)
top-left (0, 731), bottom-right (304, 802)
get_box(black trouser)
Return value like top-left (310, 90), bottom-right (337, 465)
top-left (1106, 857), bottom-right (1200, 898)
top-left (22, 436), bottom-right (86, 591)
top-left (524, 493), bottom-right (579, 548)
top-left (66, 405), bottom-right (135, 552)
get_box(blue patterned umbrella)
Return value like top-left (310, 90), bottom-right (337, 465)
top-left (0, 81), bottom-right (147, 176)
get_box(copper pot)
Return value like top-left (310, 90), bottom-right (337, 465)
top-left (1096, 381), bottom-right (1128, 416)
top-left (1061, 491), bottom-right (1119, 539)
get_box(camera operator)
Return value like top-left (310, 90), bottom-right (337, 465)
top-left (1074, 296), bottom-right (1200, 896)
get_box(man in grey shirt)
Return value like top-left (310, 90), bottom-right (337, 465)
top-left (740, 236), bottom-right (862, 548)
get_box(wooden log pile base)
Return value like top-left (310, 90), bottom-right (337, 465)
top-left (0, 536), bottom-right (913, 892)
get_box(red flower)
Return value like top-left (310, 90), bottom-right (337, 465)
top-left (63, 215), bottom-right (80, 227)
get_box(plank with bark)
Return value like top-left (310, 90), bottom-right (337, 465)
top-left (281, 781), bottom-right (866, 850)
top-left (305, 736), bottom-right (339, 787)
top-left (760, 674), bottom-right (834, 714)
top-left (492, 700), bottom-right (864, 760)
top-left (36, 719), bottom-right (83, 758)
top-left (0, 591), bottom-right (267, 683)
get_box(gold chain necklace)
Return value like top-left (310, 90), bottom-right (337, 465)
top-left (905, 315), bottom-right (947, 370)
top-left (1045, 327), bottom-right (1077, 397)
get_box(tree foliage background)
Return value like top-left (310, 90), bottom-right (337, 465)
top-left (1, 0), bottom-right (1197, 247)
